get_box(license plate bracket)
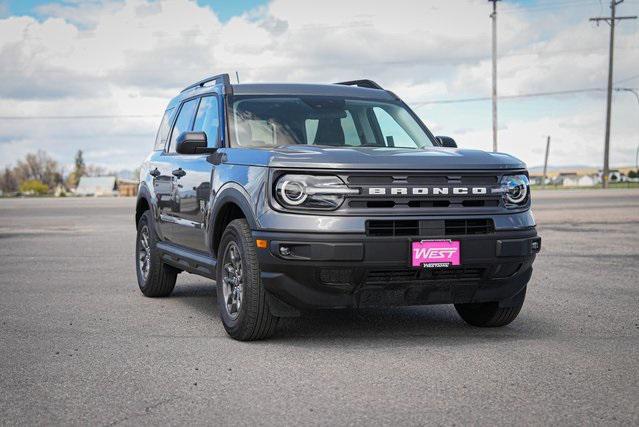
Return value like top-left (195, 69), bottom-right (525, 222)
top-left (411, 240), bottom-right (461, 268)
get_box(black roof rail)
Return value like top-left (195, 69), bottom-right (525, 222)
top-left (335, 79), bottom-right (383, 90)
top-left (181, 73), bottom-right (231, 93)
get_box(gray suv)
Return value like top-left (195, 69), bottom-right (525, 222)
top-left (135, 74), bottom-right (541, 340)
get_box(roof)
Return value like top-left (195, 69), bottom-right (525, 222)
top-left (168, 81), bottom-right (397, 109)
top-left (230, 83), bottom-right (396, 100)
top-left (117, 178), bottom-right (139, 185)
top-left (76, 176), bottom-right (117, 195)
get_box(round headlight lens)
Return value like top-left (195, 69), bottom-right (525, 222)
top-left (279, 180), bottom-right (307, 205)
top-left (501, 174), bottom-right (529, 205)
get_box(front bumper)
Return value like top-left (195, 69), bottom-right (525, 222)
top-left (253, 227), bottom-right (540, 313)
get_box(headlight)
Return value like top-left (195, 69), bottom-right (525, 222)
top-left (500, 174), bottom-right (530, 206)
top-left (274, 174), bottom-right (359, 210)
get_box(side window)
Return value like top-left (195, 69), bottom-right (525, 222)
top-left (168, 98), bottom-right (198, 153)
top-left (153, 108), bottom-right (174, 151)
top-left (372, 107), bottom-right (417, 148)
top-left (192, 96), bottom-right (220, 148)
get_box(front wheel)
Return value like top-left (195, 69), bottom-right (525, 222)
top-left (216, 219), bottom-right (278, 341)
top-left (455, 286), bottom-right (526, 327)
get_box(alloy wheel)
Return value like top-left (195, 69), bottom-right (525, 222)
top-left (138, 225), bottom-right (151, 281)
top-left (222, 241), bottom-right (243, 320)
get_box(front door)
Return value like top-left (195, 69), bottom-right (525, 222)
top-left (158, 94), bottom-right (221, 252)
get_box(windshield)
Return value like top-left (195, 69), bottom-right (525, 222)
top-left (229, 95), bottom-right (436, 149)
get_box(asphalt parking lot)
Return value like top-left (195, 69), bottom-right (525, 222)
top-left (1, 189), bottom-right (638, 425)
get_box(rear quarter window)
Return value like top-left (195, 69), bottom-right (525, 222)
top-left (153, 108), bottom-right (175, 151)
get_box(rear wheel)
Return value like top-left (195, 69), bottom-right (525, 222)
top-left (135, 210), bottom-right (178, 297)
top-left (216, 219), bottom-right (278, 341)
top-left (455, 286), bottom-right (526, 327)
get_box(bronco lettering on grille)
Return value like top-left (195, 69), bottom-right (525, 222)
top-left (368, 187), bottom-right (489, 196)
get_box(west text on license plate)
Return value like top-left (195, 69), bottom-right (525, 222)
top-left (411, 240), bottom-right (461, 268)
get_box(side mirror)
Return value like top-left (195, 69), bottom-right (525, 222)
top-left (436, 136), bottom-right (457, 148)
top-left (176, 131), bottom-right (209, 154)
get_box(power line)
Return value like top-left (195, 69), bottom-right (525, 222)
top-left (615, 72), bottom-right (639, 83)
top-left (501, 0), bottom-right (602, 13)
top-left (0, 79), bottom-right (637, 121)
top-left (4, 46), bottom-right (637, 76)
top-left (412, 87), bottom-right (606, 106)
top-left (0, 87), bottom-right (624, 119)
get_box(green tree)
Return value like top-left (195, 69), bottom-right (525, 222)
top-left (67, 150), bottom-right (86, 188)
top-left (19, 179), bottom-right (49, 195)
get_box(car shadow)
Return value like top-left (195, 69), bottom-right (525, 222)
top-left (169, 276), bottom-right (556, 347)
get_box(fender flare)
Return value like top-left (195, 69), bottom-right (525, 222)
top-left (135, 182), bottom-right (154, 225)
top-left (208, 183), bottom-right (258, 253)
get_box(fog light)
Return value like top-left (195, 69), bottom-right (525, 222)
top-left (279, 246), bottom-right (291, 256)
top-left (531, 239), bottom-right (541, 253)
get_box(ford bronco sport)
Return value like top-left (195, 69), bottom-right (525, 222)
top-left (135, 74), bottom-right (541, 341)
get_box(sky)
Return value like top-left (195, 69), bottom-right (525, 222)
top-left (0, 0), bottom-right (638, 173)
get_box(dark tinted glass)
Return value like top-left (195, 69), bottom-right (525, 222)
top-left (168, 98), bottom-right (198, 153)
top-left (230, 96), bottom-right (435, 149)
top-left (193, 96), bottom-right (220, 148)
top-left (154, 108), bottom-right (174, 151)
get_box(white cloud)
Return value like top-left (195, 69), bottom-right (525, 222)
top-left (0, 0), bottom-right (637, 171)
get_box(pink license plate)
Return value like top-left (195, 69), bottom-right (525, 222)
top-left (411, 240), bottom-right (461, 268)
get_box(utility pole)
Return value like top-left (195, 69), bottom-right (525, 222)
top-left (590, 1), bottom-right (636, 188)
top-left (489, 0), bottom-right (500, 152)
top-left (542, 136), bottom-right (551, 187)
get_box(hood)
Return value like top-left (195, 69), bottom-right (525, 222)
top-left (224, 145), bottom-right (526, 171)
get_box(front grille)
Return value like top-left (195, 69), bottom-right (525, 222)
top-left (444, 219), bottom-right (494, 235)
top-left (366, 219), bottom-right (494, 237)
top-left (366, 220), bottom-right (420, 236)
top-left (364, 267), bottom-right (486, 285)
top-left (343, 172), bottom-right (503, 212)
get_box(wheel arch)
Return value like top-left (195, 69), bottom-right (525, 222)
top-left (135, 184), bottom-right (153, 226)
top-left (209, 184), bottom-right (258, 258)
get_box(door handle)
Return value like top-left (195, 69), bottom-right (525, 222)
top-left (172, 168), bottom-right (186, 178)
top-left (149, 168), bottom-right (161, 177)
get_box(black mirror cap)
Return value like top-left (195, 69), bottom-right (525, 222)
top-left (176, 131), bottom-right (209, 154)
top-left (436, 136), bottom-right (457, 148)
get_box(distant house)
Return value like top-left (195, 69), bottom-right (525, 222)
top-left (554, 172), bottom-right (577, 186)
top-left (75, 176), bottom-right (117, 196)
top-left (117, 179), bottom-right (139, 197)
top-left (563, 174), bottom-right (598, 187)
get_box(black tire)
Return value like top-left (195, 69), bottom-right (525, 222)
top-left (455, 286), bottom-right (526, 327)
top-left (216, 218), bottom-right (278, 341)
top-left (135, 210), bottom-right (178, 297)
